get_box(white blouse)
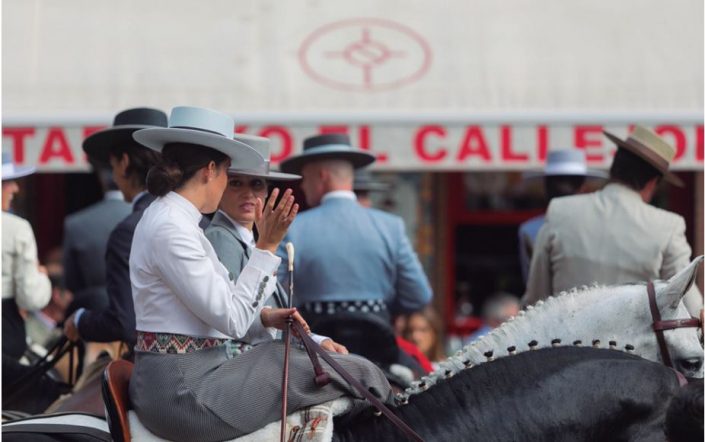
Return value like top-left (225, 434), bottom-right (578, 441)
top-left (130, 192), bottom-right (281, 339)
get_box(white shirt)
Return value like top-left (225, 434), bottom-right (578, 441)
top-left (130, 192), bottom-right (281, 339)
top-left (321, 190), bottom-right (357, 203)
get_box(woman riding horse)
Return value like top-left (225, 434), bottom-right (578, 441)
top-left (127, 106), bottom-right (393, 441)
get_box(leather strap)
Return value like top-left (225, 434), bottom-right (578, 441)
top-left (292, 321), bottom-right (424, 442)
top-left (647, 281), bottom-right (676, 369)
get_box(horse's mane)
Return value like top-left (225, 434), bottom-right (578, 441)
top-left (400, 283), bottom-right (642, 402)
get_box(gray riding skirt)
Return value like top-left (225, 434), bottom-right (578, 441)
top-left (129, 340), bottom-right (393, 441)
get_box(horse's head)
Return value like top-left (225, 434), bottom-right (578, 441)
top-left (645, 257), bottom-right (703, 378)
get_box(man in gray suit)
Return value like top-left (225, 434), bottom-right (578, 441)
top-left (277, 134), bottom-right (433, 330)
top-left (63, 164), bottom-right (130, 315)
top-left (523, 125), bottom-right (703, 318)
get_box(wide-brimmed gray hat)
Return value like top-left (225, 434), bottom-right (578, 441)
top-left (132, 106), bottom-right (265, 171)
top-left (82, 107), bottom-right (168, 166)
top-left (523, 149), bottom-right (608, 180)
top-left (279, 134), bottom-right (375, 175)
top-left (228, 134), bottom-right (300, 181)
top-left (604, 125), bottom-right (684, 187)
top-left (2, 151), bottom-right (35, 181)
top-left (353, 168), bottom-right (389, 192)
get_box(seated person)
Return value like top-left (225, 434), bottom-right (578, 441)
top-left (127, 107), bottom-right (392, 440)
top-left (403, 307), bottom-right (446, 370)
top-left (205, 133), bottom-right (345, 352)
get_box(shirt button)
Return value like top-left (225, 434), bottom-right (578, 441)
top-left (263, 276), bottom-right (270, 282)
top-left (252, 301), bottom-right (259, 308)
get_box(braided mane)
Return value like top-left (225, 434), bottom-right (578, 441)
top-left (399, 283), bottom-right (642, 402)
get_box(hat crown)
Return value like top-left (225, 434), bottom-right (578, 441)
top-left (168, 106), bottom-right (234, 139)
top-left (2, 151), bottom-right (12, 166)
top-left (233, 134), bottom-right (271, 160)
top-left (303, 134), bottom-right (352, 151)
top-left (627, 125), bottom-right (675, 163)
top-left (113, 108), bottom-right (168, 128)
top-left (544, 149), bottom-right (588, 175)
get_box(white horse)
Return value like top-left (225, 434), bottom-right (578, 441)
top-left (409, 257), bottom-right (704, 397)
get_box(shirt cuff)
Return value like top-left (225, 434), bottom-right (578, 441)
top-left (249, 248), bottom-right (282, 275)
top-left (74, 308), bottom-right (86, 327)
top-left (259, 306), bottom-right (278, 339)
top-left (311, 333), bottom-right (330, 346)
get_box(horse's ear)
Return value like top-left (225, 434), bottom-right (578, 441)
top-left (659, 256), bottom-right (703, 309)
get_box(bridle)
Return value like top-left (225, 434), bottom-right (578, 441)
top-left (646, 281), bottom-right (701, 385)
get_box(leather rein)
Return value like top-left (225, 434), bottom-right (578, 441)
top-left (646, 281), bottom-right (701, 386)
top-left (286, 320), bottom-right (424, 441)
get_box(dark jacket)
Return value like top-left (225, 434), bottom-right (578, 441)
top-left (77, 193), bottom-right (155, 349)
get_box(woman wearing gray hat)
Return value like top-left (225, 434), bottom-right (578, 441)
top-left (128, 107), bottom-right (392, 441)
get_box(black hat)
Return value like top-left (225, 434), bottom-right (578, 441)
top-left (82, 108), bottom-right (168, 166)
top-left (353, 168), bottom-right (389, 192)
top-left (278, 134), bottom-right (375, 175)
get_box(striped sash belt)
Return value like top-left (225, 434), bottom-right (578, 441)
top-left (136, 331), bottom-right (253, 356)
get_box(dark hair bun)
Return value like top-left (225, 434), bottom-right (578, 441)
top-left (147, 162), bottom-right (183, 196)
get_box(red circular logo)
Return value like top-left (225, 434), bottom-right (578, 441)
top-left (299, 18), bottom-right (432, 92)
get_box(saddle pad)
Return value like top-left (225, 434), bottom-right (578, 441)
top-left (2, 412), bottom-right (111, 441)
top-left (128, 397), bottom-right (354, 442)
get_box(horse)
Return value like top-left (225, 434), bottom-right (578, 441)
top-left (333, 346), bottom-right (688, 442)
top-left (427, 256), bottom-right (703, 383)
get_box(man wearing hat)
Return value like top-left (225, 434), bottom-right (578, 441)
top-left (353, 167), bottom-right (390, 208)
top-left (518, 149), bottom-right (607, 284)
top-left (277, 134), bottom-right (433, 330)
top-left (63, 108), bottom-right (166, 354)
top-left (2, 151), bottom-right (57, 412)
top-left (523, 126), bottom-right (703, 317)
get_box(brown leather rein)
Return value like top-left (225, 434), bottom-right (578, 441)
top-left (646, 281), bottom-right (701, 386)
top-left (287, 320), bottom-right (424, 441)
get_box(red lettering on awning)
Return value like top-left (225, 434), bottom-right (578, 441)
top-left (500, 125), bottom-right (528, 162)
top-left (414, 125), bottom-right (447, 163)
top-left (39, 128), bottom-right (74, 164)
top-left (574, 125), bottom-right (604, 162)
top-left (2, 127), bottom-right (35, 163)
top-left (537, 125), bottom-right (548, 161)
top-left (259, 126), bottom-right (293, 163)
top-left (696, 126), bottom-right (703, 162)
top-left (457, 126), bottom-right (491, 162)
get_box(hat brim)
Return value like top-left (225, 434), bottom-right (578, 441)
top-left (2, 165), bottom-right (36, 181)
top-left (354, 181), bottom-right (390, 192)
top-left (227, 169), bottom-right (301, 182)
top-left (133, 127), bottom-right (265, 171)
top-left (604, 131), bottom-right (684, 187)
top-left (82, 125), bottom-right (157, 166)
top-left (279, 150), bottom-right (376, 175)
top-left (522, 169), bottom-right (608, 181)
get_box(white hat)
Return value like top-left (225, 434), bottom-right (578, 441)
top-left (228, 134), bottom-right (301, 181)
top-left (2, 151), bottom-right (35, 181)
top-left (523, 150), bottom-right (608, 180)
top-left (133, 106), bottom-right (265, 171)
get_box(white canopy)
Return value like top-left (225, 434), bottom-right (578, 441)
top-left (3, 0), bottom-right (702, 171)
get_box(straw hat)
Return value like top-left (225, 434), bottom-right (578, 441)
top-left (603, 125), bottom-right (683, 187)
top-left (1, 151), bottom-right (35, 181)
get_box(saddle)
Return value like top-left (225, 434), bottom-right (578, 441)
top-left (101, 360), bottom-right (133, 442)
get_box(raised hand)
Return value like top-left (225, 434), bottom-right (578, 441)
top-left (254, 188), bottom-right (299, 253)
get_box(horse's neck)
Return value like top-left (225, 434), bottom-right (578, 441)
top-left (411, 286), bottom-right (644, 395)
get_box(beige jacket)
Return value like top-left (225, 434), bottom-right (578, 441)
top-left (2, 211), bottom-right (51, 310)
top-left (523, 183), bottom-right (703, 316)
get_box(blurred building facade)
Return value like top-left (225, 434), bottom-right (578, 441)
top-left (3, 0), bottom-right (703, 340)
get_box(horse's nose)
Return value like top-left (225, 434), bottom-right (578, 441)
top-left (677, 357), bottom-right (703, 373)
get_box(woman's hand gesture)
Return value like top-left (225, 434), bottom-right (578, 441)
top-left (255, 188), bottom-right (299, 253)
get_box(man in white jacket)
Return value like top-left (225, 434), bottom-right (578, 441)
top-left (523, 126), bottom-right (702, 318)
top-left (2, 151), bottom-right (54, 412)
